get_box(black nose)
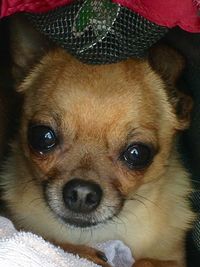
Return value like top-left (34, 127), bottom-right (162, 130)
top-left (63, 179), bottom-right (103, 213)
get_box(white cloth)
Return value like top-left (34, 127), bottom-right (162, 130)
top-left (0, 216), bottom-right (134, 267)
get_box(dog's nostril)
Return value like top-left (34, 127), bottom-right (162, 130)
top-left (63, 179), bottom-right (102, 213)
top-left (86, 192), bottom-right (98, 205)
top-left (69, 190), bottom-right (78, 203)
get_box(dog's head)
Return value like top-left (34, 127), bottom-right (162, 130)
top-left (10, 16), bottom-right (192, 229)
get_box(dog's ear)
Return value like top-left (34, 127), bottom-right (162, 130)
top-left (10, 15), bottom-right (51, 87)
top-left (148, 44), bottom-right (193, 130)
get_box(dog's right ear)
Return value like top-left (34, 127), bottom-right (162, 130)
top-left (10, 15), bottom-right (51, 86)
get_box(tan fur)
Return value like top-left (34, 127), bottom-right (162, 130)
top-left (1, 50), bottom-right (195, 267)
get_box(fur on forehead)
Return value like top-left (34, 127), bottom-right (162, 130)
top-left (19, 50), bottom-right (174, 127)
top-left (18, 49), bottom-right (151, 92)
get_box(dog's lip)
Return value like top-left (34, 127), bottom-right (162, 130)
top-left (57, 202), bottom-right (124, 229)
top-left (50, 201), bottom-right (123, 229)
top-left (60, 216), bottom-right (111, 228)
top-left (50, 203), bottom-right (124, 229)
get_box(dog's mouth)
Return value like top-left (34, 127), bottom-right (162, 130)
top-left (43, 181), bottom-right (124, 229)
top-left (48, 200), bottom-right (122, 229)
top-left (59, 212), bottom-right (117, 228)
top-left (62, 217), bottom-right (102, 228)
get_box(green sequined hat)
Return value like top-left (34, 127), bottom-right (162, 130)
top-left (27, 0), bottom-right (168, 64)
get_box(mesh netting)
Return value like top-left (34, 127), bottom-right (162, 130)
top-left (26, 0), bottom-right (168, 64)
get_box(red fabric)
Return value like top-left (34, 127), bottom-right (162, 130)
top-left (1, 0), bottom-right (200, 33)
top-left (0, 0), bottom-right (73, 17)
top-left (113, 0), bottom-right (200, 32)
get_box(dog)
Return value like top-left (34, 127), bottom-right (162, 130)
top-left (0, 16), bottom-right (195, 267)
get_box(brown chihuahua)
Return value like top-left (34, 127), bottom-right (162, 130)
top-left (0, 16), bottom-right (195, 267)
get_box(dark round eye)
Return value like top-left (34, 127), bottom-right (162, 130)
top-left (28, 125), bottom-right (57, 154)
top-left (121, 143), bottom-right (154, 170)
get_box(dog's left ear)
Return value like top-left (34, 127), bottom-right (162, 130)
top-left (148, 44), bottom-right (193, 130)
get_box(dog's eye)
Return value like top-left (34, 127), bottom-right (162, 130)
top-left (28, 125), bottom-right (57, 154)
top-left (121, 143), bottom-right (153, 170)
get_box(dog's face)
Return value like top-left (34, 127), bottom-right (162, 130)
top-left (13, 46), bottom-right (190, 229)
top-left (8, 16), bottom-right (192, 231)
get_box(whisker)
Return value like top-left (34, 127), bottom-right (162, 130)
top-left (21, 178), bottom-right (35, 192)
top-left (128, 196), bottom-right (149, 210)
top-left (135, 193), bottom-right (161, 209)
top-left (29, 196), bottom-right (44, 206)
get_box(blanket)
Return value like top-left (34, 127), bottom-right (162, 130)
top-left (0, 216), bottom-right (134, 267)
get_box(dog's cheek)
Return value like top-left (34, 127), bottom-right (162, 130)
top-left (113, 167), bottom-right (144, 196)
top-left (113, 154), bottom-right (167, 196)
top-left (24, 151), bottom-right (59, 182)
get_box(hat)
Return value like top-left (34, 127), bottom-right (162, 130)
top-left (26, 0), bottom-right (168, 64)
